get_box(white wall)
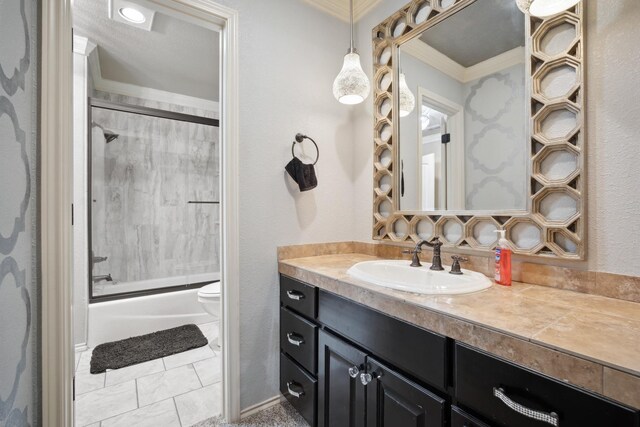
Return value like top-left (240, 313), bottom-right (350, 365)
top-left (353, 0), bottom-right (640, 277)
top-left (585, 1), bottom-right (640, 277)
top-left (211, 0), bottom-right (356, 409)
top-left (73, 49), bottom-right (90, 348)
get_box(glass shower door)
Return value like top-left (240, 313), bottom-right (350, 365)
top-left (89, 99), bottom-right (219, 300)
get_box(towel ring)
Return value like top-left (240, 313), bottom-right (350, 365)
top-left (291, 133), bottom-right (319, 165)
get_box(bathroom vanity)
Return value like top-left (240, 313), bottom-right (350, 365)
top-left (277, 251), bottom-right (640, 427)
top-left (274, 0), bottom-right (640, 423)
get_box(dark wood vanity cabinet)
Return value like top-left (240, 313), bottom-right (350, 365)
top-left (279, 274), bottom-right (640, 427)
top-left (317, 329), bottom-right (366, 427)
top-left (366, 357), bottom-right (446, 426)
top-left (455, 343), bottom-right (639, 427)
top-left (316, 329), bottom-right (445, 427)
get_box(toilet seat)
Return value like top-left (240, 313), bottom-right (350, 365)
top-left (198, 282), bottom-right (221, 297)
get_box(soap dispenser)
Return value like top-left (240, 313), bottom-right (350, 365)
top-left (494, 230), bottom-right (512, 286)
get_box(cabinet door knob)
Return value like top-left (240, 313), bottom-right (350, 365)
top-left (360, 372), bottom-right (373, 385)
top-left (286, 381), bottom-right (305, 398)
top-left (348, 366), bottom-right (360, 378)
top-left (360, 371), bottom-right (381, 385)
top-left (286, 332), bottom-right (305, 347)
top-left (493, 387), bottom-right (559, 427)
top-left (286, 290), bottom-right (305, 301)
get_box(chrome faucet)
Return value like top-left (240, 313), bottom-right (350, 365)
top-left (93, 274), bottom-right (113, 283)
top-left (404, 236), bottom-right (444, 270)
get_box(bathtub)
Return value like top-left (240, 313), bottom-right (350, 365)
top-left (87, 272), bottom-right (219, 347)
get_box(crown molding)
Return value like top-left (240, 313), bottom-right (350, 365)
top-left (302, 0), bottom-right (381, 22)
top-left (72, 35), bottom-right (97, 56)
top-left (402, 38), bottom-right (525, 83)
top-left (464, 46), bottom-right (525, 82)
top-left (85, 45), bottom-right (219, 113)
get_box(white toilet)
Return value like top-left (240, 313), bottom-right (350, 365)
top-left (198, 281), bottom-right (221, 318)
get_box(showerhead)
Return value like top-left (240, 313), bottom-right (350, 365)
top-left (104, 131), bottom-right (119, 143)
top-left (92, 122), bottom-right (120, 143)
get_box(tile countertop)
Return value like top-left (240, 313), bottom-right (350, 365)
top-left (278, 253), bottom-right (640, 409)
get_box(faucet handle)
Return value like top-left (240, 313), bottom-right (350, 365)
top-left (449, 255), bottom-right (468, 275)
top-left (402, 248), bottom-right (420, 254)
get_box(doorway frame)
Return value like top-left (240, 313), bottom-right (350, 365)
top-left (416, 86), bottom-right (465, 210)
top-left (41, 0), bottom-right (241, 424)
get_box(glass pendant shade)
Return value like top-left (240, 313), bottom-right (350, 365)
top-left (515, 0), bottom-right (533, 13)
top-left (333, 52), bottom-right (370, 105)
top-left (529, 0), bottom-right (579, 17)
top-left (519, 0), bottom-right (580, 17)
top-left (398, 73), bottom-right (415, 117)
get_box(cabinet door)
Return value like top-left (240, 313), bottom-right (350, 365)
top-left (366, 357), bottom-right (446, 427)
top-left (317, 330), bottom-right (366, 427)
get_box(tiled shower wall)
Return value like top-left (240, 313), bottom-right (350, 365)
top-left (90, 92), bottom-right (220, 285)
top-left (0, 0), bottom-right (40, 425)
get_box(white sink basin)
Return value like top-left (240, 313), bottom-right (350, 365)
top-left (347, 260), bottom-right (492, 295)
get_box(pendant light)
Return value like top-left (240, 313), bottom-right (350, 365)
top-left (333, 0), bottom-right (370, 105)
top-left (398, 72), bottom-right (415, 117)
top-left (516, 0), bottom-right (580, 17)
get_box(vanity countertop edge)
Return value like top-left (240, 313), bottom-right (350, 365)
top-left (278, 252), bottom-right (640, 410)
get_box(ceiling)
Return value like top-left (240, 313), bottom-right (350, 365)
top-left (73, 0), bottom-right (219, 101)
top-left (420, 0), bottom-right (525, 67)
top-left (303, 0), bottom-right (381, 22)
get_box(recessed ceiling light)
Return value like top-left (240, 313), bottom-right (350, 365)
top-left (118, 7), bottom-right (146, 23)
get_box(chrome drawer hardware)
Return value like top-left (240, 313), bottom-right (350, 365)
top-left (286, 290), bottom-right (305, 300)
top-left (493, 387), bottom-right (559, 427)
top-left (286, 332), bottom-right (305, 346)
top-left (348, 365), bottom-right (360, 378)
top-left (287, 381), bottom-right (305, 398)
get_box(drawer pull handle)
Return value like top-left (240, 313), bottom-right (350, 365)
top-left (286, 332), bottom-right (305, 346)
top-left (287, 381), bottom-right (305, 398)
top-left (286, 290), bottom-right (305, 301)
top-left (493, 387), bottom-right (559, 427)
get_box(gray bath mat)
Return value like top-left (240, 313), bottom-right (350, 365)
top-left (90, 324), bottom-right (208, 374)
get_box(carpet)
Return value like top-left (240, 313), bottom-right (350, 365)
top-left (192, 402), bottom-right (309, 427)
top-left (90, 324), bottom-right (208, 373)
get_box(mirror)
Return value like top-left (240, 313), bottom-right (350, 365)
top-left (372, 0), bottom-right (586, 259)
top-left (397, 0), bottom-right (527, 212)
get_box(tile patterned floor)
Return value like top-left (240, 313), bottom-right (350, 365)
top-left (75, 322), bottom-right (221, 427)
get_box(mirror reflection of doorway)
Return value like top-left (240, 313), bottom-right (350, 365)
top-left (417, 88), bottom-right (465, 210)
top-left (421, 153), bottom-right (436, 210)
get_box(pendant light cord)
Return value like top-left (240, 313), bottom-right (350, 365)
top-left (349, 0), bottom-right (355, 53)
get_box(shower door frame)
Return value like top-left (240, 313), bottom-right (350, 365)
top-left (87, 97), bottom-right (221, 303)
top-left (41, 0), bottom-right (242, 424)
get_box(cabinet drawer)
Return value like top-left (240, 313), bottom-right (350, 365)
top-left (455, 343), bottom-right (639, 427)
top-left (280, 352), bottom-right (317, 427)
top-left (280, 275), bottom-right (317, 320)
top-left (318, 290), bottom-right (448, 391)
top-left (280, 307), bottom-right (317, 374)
top-left (451, 406), bottom-right (491, 427)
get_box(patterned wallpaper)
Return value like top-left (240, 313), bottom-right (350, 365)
top-left (463, 64), bottom-right (527, 210)
top-left (0, 0), bottom-right (40, 426)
